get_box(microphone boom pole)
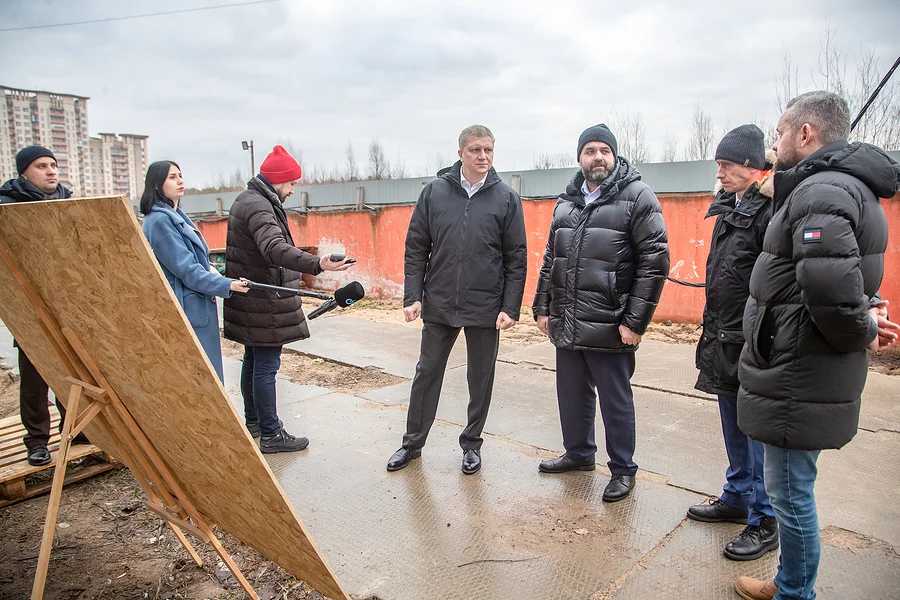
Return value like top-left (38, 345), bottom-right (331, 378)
top-left (245, 281), bottom-right (333, 300)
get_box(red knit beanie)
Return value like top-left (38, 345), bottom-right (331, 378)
top-left (259, 145), bottom-right (302, 184)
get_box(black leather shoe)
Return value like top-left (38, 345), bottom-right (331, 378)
top-left (724, 516), bottom-right (779, 561)
top-left (27, 445), bottom-right (52, 466)
top-left (687, 498), bottom-right (749, 524)
top-left (246, 422), bottom-right (262, 439)
top-left (259, 429), bottom-right (309, 454)
top-left (386, 447), bottom-right (421, 472)
top-left (538, 454), bottom-right (596, 473)
top-left (461, 449), bottom-right (481, 474)
top-left (72, 432), bottom-right (90, 445)
top-left (602, 475), bottom-right (636, 502)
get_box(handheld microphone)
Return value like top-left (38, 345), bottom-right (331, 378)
top-left (306, 281), bottom-right (365, 320)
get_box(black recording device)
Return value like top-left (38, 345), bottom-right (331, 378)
top-left (328, 253), bottom-right (357, 264)
top-left (306, 281), bottom-right (365, 320)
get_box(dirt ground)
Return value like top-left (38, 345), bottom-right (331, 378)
top-left (2, 300), bottom-right (898, 599)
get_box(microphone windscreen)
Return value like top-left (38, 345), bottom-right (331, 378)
top-left (334, 281), bottom-right (365, 306)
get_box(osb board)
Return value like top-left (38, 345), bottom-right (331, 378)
top-left (0, 196), bottom-right (348, 600)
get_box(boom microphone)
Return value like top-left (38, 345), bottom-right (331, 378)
top-left (306, 281), bottom-right (365, 320)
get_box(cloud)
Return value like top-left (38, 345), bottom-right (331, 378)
top-left (1, 0), bottom-right (898, 185)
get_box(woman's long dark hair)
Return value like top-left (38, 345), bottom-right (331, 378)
top-left (139, 160), bottom-right (180, 216)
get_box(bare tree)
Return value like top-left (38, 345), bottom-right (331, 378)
top-left (661, 135), bottom-right (679, 162)
top-left (613, 111), bottom-right (651, 163)
top-left (814, 24), bottom-right (849, 98)
top-left (775, 47), bottom-right (800, 113)
top-left (345, 142), bottom-right (359, 181)
top-left (367, 139), bottom-right (391, 180)
top-left (777, 25), bottom-right (900, 150)
top-left (849, 48), bottom-right (900, 150)
top-left (230, 168), bottom-right (244, 188)
top-left (753, 119), bottom-right (778, 149)
top-left (276, 138), bottom-right (303, 164)
top-left (686, 103), bottom-right (715, 161)
top-left (533, 153), bottom-right (575, 169)
top-left (392, 154), bottom-right (407, 179)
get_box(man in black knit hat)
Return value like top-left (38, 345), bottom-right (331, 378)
top-left (533, 124), bottom-right (669, 502)
top-left (687, 124), bottom-right (779, 562)
top-left (1, 146), bottom-right (82, 466)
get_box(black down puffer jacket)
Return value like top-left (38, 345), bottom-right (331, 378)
top-left (224, 177), bottom-right (322, 347)
top-left (533, 158), bottom-right (669, 352)
top-left (738, 142), bottom-right (899, 450)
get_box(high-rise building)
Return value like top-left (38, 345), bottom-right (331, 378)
top-left (1, 85), bottom-right (148, 203)
top-left (1, 85), bottom-right (91, 195)
top-left (87, 133), bottom-right (149, 201)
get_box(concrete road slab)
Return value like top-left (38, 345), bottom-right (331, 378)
top-left (611, 519), bottom-right (900, 600)
top-left (287, 316), bottom-right (514, 379)
top-left (266, 392), bottom-right (704, 600)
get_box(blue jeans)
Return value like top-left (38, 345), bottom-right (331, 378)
top-left (241, 345), bottom-right (284, 437)
top-left (718, 395), bottom-right (774, 525)
top-left (764, 444), bottom-right (821, 600)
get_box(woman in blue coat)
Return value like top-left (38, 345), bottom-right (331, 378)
top-left (140, 160), bottom-right (248, 382)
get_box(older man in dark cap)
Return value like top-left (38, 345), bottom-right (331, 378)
top-left (687, 124), bottom-right (779, 562)
top-left (1, 146), bottom-right (79, 466)
top-left (533, 124), bottom-right (669, 502)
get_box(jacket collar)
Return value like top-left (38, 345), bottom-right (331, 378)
top-left (561, 156), bottom-right (640, 208)
top-left (706, 177), bottom-right (773, 228)
top-left (248, 176), bottom-right (286, 213)
top-left (148, 202), bottom-right (207, 252)
top-left (0, 177), bottom-right (72, 202)
top-left (439, 161), bottom-right (502, 195)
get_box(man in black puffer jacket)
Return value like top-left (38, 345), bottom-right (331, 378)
top-left (386, 125), bottom-right (527, 476)
top-left (225, 145), bottom-right (352, 454)
top-left (687, 125), bottom-right (779, 562)
top-left (734, 91), bottom-right (900, 600)
top-left (533, 124), bottom-right (669, 503)
top-left (1, 146), bottom-right (83, 467)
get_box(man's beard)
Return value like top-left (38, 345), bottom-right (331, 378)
top-left (774, 140), bottom-right (802, 171)
top-left (582, 161), bottom-right (612, 185)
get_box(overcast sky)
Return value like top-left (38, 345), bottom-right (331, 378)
top-left (2, 0), bottom-right (899, 186)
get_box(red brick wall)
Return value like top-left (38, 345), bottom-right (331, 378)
top-left (195, 193), bottom-right (900, 323)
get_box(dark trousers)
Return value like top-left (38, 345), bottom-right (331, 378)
top-left (718, 394), bottom-right (774, 525)
top-left (241, 345), bottom-right (284, 437)
top-left (403, 321), bottom-right (500, 451)
top-left (18, 347), bottom-right (66, 450)
top-left (555, 348), bottom-right (637, 476)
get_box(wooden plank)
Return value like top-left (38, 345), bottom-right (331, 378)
top-left (0, 441), bottom-right (99, 473)
top-left (0, 461), bottom-right (116, 508)
top-left (32, 383), bottom-right (82, 599)
top-left (0, 196), bottom-right (348, 600)
top-left (0, 443), bottom-right (107, 479)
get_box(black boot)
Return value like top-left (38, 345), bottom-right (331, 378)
top-left (724, 516), bottom-right (779, 561)
top-left (687, 498), bottom-right (748, 524)
top-left (27, 445), bottom-right (52, 466)
top-left (259, 429), bottom-right (309, 454)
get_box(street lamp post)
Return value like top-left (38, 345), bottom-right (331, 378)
top-left (241, 140), bottom-right (255, 177)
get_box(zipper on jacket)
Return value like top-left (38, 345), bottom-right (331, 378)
top-left (455, 193), bottom-right (473, 317)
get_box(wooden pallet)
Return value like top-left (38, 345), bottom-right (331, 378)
top-left (0, 407), bottom-right (118, 507)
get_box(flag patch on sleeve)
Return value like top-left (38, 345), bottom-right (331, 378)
top-left (802, 228), bottom-right (822, 243)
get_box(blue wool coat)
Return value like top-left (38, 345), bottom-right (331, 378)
top-left (142, 203), bottom-right (233, 382)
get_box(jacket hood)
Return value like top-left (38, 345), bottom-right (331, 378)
top-left (563, 156), bottom-right (641, 206)
top-left (774, 141), bottom-right (900, 203)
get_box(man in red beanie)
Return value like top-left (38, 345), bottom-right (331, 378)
top-left (224, 145), bottom-right (353, 453)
